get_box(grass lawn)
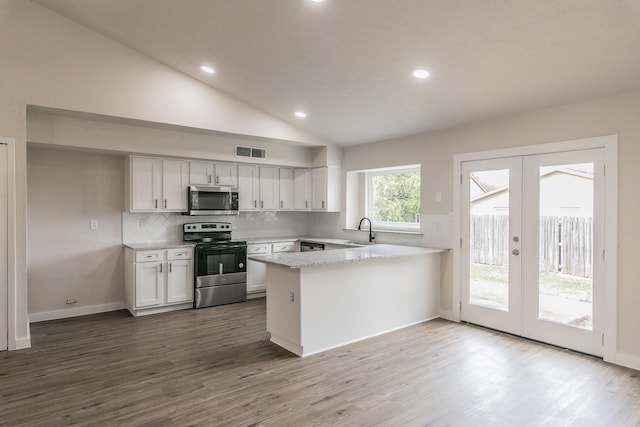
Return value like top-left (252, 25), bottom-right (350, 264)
top-left (470, 263), bottom-right (592, 302)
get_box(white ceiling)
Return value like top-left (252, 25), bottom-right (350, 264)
top-left (33, 0), bottom-right (640, 147)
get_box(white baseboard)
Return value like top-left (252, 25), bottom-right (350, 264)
top-left (439, 309), bottom-right (457, 322)
top-left (10, 336), bottom-right (31, 350)
top-left (29, 302), bottom-right (127, 323)
top-left (614, 352), bottom-right (640, 372)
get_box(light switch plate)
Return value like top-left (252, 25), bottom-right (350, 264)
top-left (90, 219), bottom-right (99, 230)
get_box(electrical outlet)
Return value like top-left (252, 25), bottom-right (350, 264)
top-left (90, 219), bottom-right (99, 230)
top-left (290, 291), bottom-right (295, 302)
top-left (140, 217), bottom-right (147, 228)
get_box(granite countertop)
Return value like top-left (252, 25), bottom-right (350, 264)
top-left (249, 244), bottom-right (446, 269)
top-left (245, 236), bottom-right (362, 246)
top-left (245, 237), bottom-right (300, 244)
top-left (123, 241), bottom-right (196, 251)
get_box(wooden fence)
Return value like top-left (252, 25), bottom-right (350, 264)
top-left (470, 215), bottom-right (593, 278)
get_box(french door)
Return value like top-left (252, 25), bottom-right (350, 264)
top-left (461, 148), bottom-right (605, 356)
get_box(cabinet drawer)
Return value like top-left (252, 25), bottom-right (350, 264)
top-left (272, 241), bottom-right (297, 253)
top-left (135, 250), bottom-right (165, 262)
top-left (248, 244), bottom-right (271, 255)
top-left (167, 248), bottom-right (193, 260)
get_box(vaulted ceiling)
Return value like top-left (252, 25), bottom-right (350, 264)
top-left (33, 0), bottom-right (640, 146)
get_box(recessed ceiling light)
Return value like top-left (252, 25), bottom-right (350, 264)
top-left (200, 65), bottom-right (215, 74)
top-left (294, 111), bottom-right (307, 119)
top-left (413, 69), bottom-right (430, 79)
top-left (311, 0), bottom-right (324, 3)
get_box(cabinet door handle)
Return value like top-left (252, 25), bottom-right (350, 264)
top-left (208, 175), bottom-right (212, 184)
top-left (254, 200), bottom-right (257, 208)
top-left (216, 176), bottom-right (220, 185)
top-left (280, 200), bottom-right (283, 209)
top-left (169, 262), bottom-right (172, 273)
top-left (261, 201), bottom-right (264, 209)
top-left (164, 199), bottom-right (167, 209)
top-left (322, 200), bottom-right (325, 209)
top-left (159, 263), bottom-right (163, 273)
top-left (154, 199), bottom-right (158, 209)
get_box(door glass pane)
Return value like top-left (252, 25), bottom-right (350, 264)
top-left (537, 163), bottom-right (593, 330)
top-left (469, 169), bottom-right (510, 311)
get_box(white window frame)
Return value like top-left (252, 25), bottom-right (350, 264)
top-left (365, 165), bottom-right (421, 232)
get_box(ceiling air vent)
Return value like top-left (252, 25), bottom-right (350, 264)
top-left (235, 145), bottom-right (267, 159)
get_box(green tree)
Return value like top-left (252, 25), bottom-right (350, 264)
top-left (372, 171), bottom-right (420, 223)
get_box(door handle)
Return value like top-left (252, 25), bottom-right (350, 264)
top-left (169, 262), bottom-right (172, 273)
top-left (512, 249), bottom-right (520, 256)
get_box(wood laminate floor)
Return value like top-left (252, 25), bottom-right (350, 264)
top-left (1, 298), bottom-right (639, 426)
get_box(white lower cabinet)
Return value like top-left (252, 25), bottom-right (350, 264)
top-left (247, 243), bottom-right (270, 294)
top-left (166, 259), bottom-right (193, 303)
top-left (125, 247), bottom-right (194, 316)
top-left (247, 240), bottom-right (297, 295)
top-left (135, 260), bottom-right (165, 307)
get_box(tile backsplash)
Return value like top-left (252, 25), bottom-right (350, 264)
top-left (122, 211), bottom-right (309, 243)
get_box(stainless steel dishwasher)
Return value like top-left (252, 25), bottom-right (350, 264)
top-left (300, 241), bottom-right (325, 252)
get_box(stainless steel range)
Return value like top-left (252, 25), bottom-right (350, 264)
top-left (183, 222), bottom-right (247, 308)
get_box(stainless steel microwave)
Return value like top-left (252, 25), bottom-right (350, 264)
top-left (185, 186), bottom-right (239, 215)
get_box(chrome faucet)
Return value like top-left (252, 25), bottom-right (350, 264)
top-left (357, 217), bottom-right (375, 243)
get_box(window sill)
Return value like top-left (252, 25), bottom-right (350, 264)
top-left (342, 227), bottom-right (423, 236)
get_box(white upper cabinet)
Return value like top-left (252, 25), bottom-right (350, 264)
top-left (238, 164), bottom-right (260, 210)
top-left (311, 167), bottom-right (341, 212)
top-left (189, 161), bottom-right (214, 186)
top-left (130, 157), bottom-right (162, 211)
top-left (162, 160), bottom-right (189, 211)
top-left (214, 163), bottom-right (238, 187)
top-left (128, 156), bottom-right (339, 213)
top-left (238, 165), bottom-right (279, 211)
top-left (294, 168), bottom-right (311, 211)
top-left (189, 162), bottom-right (237, 187)
top-left (259, 166), bottom-right (278, 210)
top-left (278, 168), bottom-right (294, 210)
top-left (128, 157), bottom-right (188, 212)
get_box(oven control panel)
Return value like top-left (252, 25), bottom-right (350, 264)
top-left (184, 222), bottom-right (232, 232)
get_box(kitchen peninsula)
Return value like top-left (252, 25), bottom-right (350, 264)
top-left (250, 244), bottom-right (445, 357)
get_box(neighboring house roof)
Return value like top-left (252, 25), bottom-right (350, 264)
top-left (470, 167), bottom-right (593, 203)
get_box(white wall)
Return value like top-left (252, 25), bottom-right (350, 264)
top-left (27, 148), bottom-right (125, 320)
top-left (317, 90), bottom-right (640, 365)
top-left (0, 0), bottom-right (333, 349)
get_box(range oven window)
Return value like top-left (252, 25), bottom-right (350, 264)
top-left (196, 245), bottom-right (246, 277)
